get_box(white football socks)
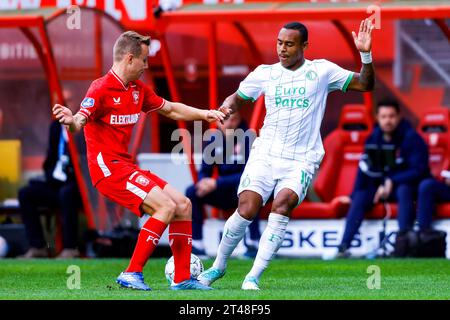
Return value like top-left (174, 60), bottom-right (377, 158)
top-left (213, 210), bottom-right (252, 271)
top-left (247, 213), bottom-right (289, 281)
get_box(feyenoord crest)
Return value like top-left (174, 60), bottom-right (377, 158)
top-left (132, 91), bottom-right (139, 104)
top-left (306, 70), bottom-right (318, 81)
top-left (136, 175), bottom-right (149, 186)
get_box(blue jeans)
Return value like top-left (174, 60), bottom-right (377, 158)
top-left (19, 180), bottom-right (81, 249)
top-left (417, 178), bottom-right (450, 230)
top-left (340, 183), bottom-right (416, 248)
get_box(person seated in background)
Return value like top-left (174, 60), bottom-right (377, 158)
top-left (19, 91), bottom-right (82, 259)
top-left (185, 112), bottom-right (260, 258)
top-left (416, 171), bottom-right (450, 234)
top-left (334, 98), bottom-right (430, 258)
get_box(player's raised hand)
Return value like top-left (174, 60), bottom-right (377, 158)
top-left (52, 104), bottom-right (74, 125)
top-left (352, 18), bottom-right (374, 53)
top-left (205, 109), bottom-right (226, 123)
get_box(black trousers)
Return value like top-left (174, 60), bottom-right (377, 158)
top-left (18, 180), bottom-right (81, 249)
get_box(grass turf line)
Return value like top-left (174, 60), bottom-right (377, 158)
top-left (0, 258), bottom-right (449, 300)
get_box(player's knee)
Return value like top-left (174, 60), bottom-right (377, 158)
top-left (271, 191), bottom-right (298, 216)
top-left (160, 199), bottom-right (177, 221)
top-left (271, 204), bottom-right (291, 216)
top-left (271, 198), bottom-right (294, 216)
top-left (175, 196), bottom-right (192, 220)
top-left (237, 199), bottom-right (258, 220)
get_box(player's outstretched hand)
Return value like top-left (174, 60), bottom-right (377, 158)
top-left (205, 109), bottom-right (226, 123)
top-left (352, 18), bottom-right (374, 53)
top-left (218, 106), bottom-right (232, 119)
top-left (53, 104), bottom-right (74, 125)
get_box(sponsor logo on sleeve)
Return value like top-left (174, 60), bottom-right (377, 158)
top-left (81, 97), bottom-right (95, 108)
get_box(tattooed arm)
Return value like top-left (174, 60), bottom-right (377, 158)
top-left (52, 104), bottom-right (87, 133)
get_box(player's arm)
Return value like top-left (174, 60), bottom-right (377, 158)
top-left (158, 101), bottom-right (225, 123)
top-left (52, 104), bottom-right (87, 133)
top-left (347, 18), bottom-right (375, 92)
top-left (218, 92), bottom-right (250, 117)
top-left (347, 64), bottom-right (375, 92)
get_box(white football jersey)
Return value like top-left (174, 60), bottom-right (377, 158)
top-left (238, 59), bottom-right (353, 166)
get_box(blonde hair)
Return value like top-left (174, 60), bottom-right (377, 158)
top-left (113, 31), bottom-right (150, 62)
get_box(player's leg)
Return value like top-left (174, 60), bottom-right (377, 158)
top-left (115, 186), bottom-right (175, 290)
top-left (198, 190), bottom-right (264, 286)
top-left (187, 183), bottom-right (239, 257)
top-left (123, 183), bottom-right (176, 289)
top-left (164, 185), bottom-right (195, 282)
top-left (161, 184), bottom-right (213, 290)
top-left (242, 188), bottom-right (297, 290)
top-left (201, 186), bottom-right (261, 258)
top-left (215, 190), bottom-right (262, 269)
top-left (242, 161), bottom-right (314, 290)
top-left (127, 186), bottom-right (175, 270)
top-left (95, 167), bottom-right (175, 290)
top-left (198, 152), bottom-right (274, 286)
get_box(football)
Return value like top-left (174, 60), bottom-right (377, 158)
top-left (164, 254), bottom-right (204, 284)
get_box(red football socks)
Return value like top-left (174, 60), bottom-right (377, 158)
top-left (126, 217), bottom-right (167, 273)
top-left (169, 220), bottom-right (192, 283)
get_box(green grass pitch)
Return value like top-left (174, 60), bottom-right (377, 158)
top-left (0, 258), bottom-right (449, 300)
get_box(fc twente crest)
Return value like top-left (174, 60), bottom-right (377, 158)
top-left (132, 91), bottom-right (139, 104)
top-left (136, 175), bottom-right (149, 187)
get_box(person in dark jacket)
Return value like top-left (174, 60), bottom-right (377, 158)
top-left (185, 112), bottom-right (260, 258)
top-left (335, 98), bottom-right (430, 257)
top-left (19, 91), bottom-right (82, 258)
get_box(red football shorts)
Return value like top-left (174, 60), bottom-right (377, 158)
top-left (95, 163), bottom-right (168, 217)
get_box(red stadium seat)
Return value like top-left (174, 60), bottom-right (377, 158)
top-left (291, 104), bottom-right (375, 219)
top-left (418, 107), bottom-right (450, 218)
top-left (418, 108), bottom-right (450, 178)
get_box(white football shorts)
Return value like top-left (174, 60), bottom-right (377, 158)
top-left (237, 147), bottom-right (317, 206)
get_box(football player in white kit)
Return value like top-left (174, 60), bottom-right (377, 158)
top-left (198, 20), bottom-right (375, 290)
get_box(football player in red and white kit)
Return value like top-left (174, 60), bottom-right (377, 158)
top-left (53, 31), bottom-right (225, 291)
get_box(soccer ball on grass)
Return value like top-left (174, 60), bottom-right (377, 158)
top-left (164, 253), bottom-right (204, 284)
